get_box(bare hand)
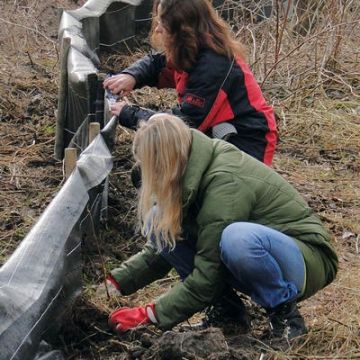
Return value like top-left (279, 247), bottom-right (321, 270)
top-left (103, 74), bottom-right (136, 98)
top-left (110, 100), bottom-right (128, 116)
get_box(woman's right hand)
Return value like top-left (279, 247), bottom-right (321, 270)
top-left (103, 73), bottom-right (136, 98)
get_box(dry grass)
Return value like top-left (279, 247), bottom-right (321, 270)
top-left (0, 0), bottom-right (359, 359)
top-left (0, 1), bottom-right (81, 263)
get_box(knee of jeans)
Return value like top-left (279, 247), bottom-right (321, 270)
top-left (219, 223), bottom-right (253, 263)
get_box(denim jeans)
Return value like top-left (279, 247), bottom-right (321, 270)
top-left (158, 222), bottom-right (305, 310)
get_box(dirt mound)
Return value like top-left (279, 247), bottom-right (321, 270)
top-left (136, 328), bottom-right (252, 360)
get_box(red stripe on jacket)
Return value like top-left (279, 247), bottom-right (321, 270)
top-left (237, 57), bottom-right (277, 165)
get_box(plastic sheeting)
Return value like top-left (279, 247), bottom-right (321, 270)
top-left (63, 0), bottom-right (144, 50)
top-left (0, 117), bottom-right (117, 360)
top-left (66, 0), bottom-right (143, 21)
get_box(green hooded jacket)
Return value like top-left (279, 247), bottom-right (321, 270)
top-left (111, 130), bottom-right (338, 330)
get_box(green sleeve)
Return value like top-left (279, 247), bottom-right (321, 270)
top-left (110, 244), bottom-right (172, 295)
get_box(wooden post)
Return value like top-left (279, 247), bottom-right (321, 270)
top-left (86, 73), bottom-right (98, 117)
top-left (64, 148), bottom-right (77, 179)
top-left (54, 37), bottom-right (71, 160)
top-left (95, 76), bottom-right (105, 128)
top-left (89, 122), bottom-right (100, 144)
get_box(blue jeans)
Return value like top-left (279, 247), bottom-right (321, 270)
top-left (159, 222), bottom-right (305, 310)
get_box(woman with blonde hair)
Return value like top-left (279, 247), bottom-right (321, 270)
top-left (106, 114), bottom-right (337, 341)
top-left (104, 0), bottom-right (277, 166)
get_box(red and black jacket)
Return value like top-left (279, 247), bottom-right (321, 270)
top-left (119, 49), bottom-right (277, 165)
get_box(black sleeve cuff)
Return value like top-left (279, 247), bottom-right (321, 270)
top-left (118, 105), bottom-right (156, 130)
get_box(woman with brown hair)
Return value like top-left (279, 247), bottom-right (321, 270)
top-left (104, 0), bottom-right (277, 165)
top-left (106, 114), bottom-right (337, 341)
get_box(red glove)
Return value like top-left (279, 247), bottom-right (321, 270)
top-left (108, 304), bottom-right (157, 332)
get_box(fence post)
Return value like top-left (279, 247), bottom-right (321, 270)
top-left (95, 76), bottom-right (105, 128)
top-left (64, 148), bottom-right (77, 179)
top-left (55, 37), bottom-right (71, 160)
top-left (89, 122), bottom-right (100, 144)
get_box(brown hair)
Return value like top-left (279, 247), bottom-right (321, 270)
top-left (133, 114), bottom-right (192, 250)
top-left (151, 0), bottom-right (246, 70)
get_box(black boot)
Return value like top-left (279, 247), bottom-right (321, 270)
top-left (202, 289), bottom-right (251, 333)
top-left (267, 301), bottom-right (307, 341)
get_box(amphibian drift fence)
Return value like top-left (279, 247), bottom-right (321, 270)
top-left (0, 117), bottom-right (116, 360)
top-left (0, 0), bottom-right (149, 359)
top-left (55, 0), bottom-right (152, 159)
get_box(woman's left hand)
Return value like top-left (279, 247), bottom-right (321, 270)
top-left (110, 97), bottom-right (131, 116)
top-left (110, 100), bottom-right (128, 117)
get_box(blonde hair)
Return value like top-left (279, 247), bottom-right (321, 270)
top-left (133, 114), bottom-right (192, 250)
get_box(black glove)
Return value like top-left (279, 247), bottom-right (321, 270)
top-left (119, 105), bottom-right (156, 130)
